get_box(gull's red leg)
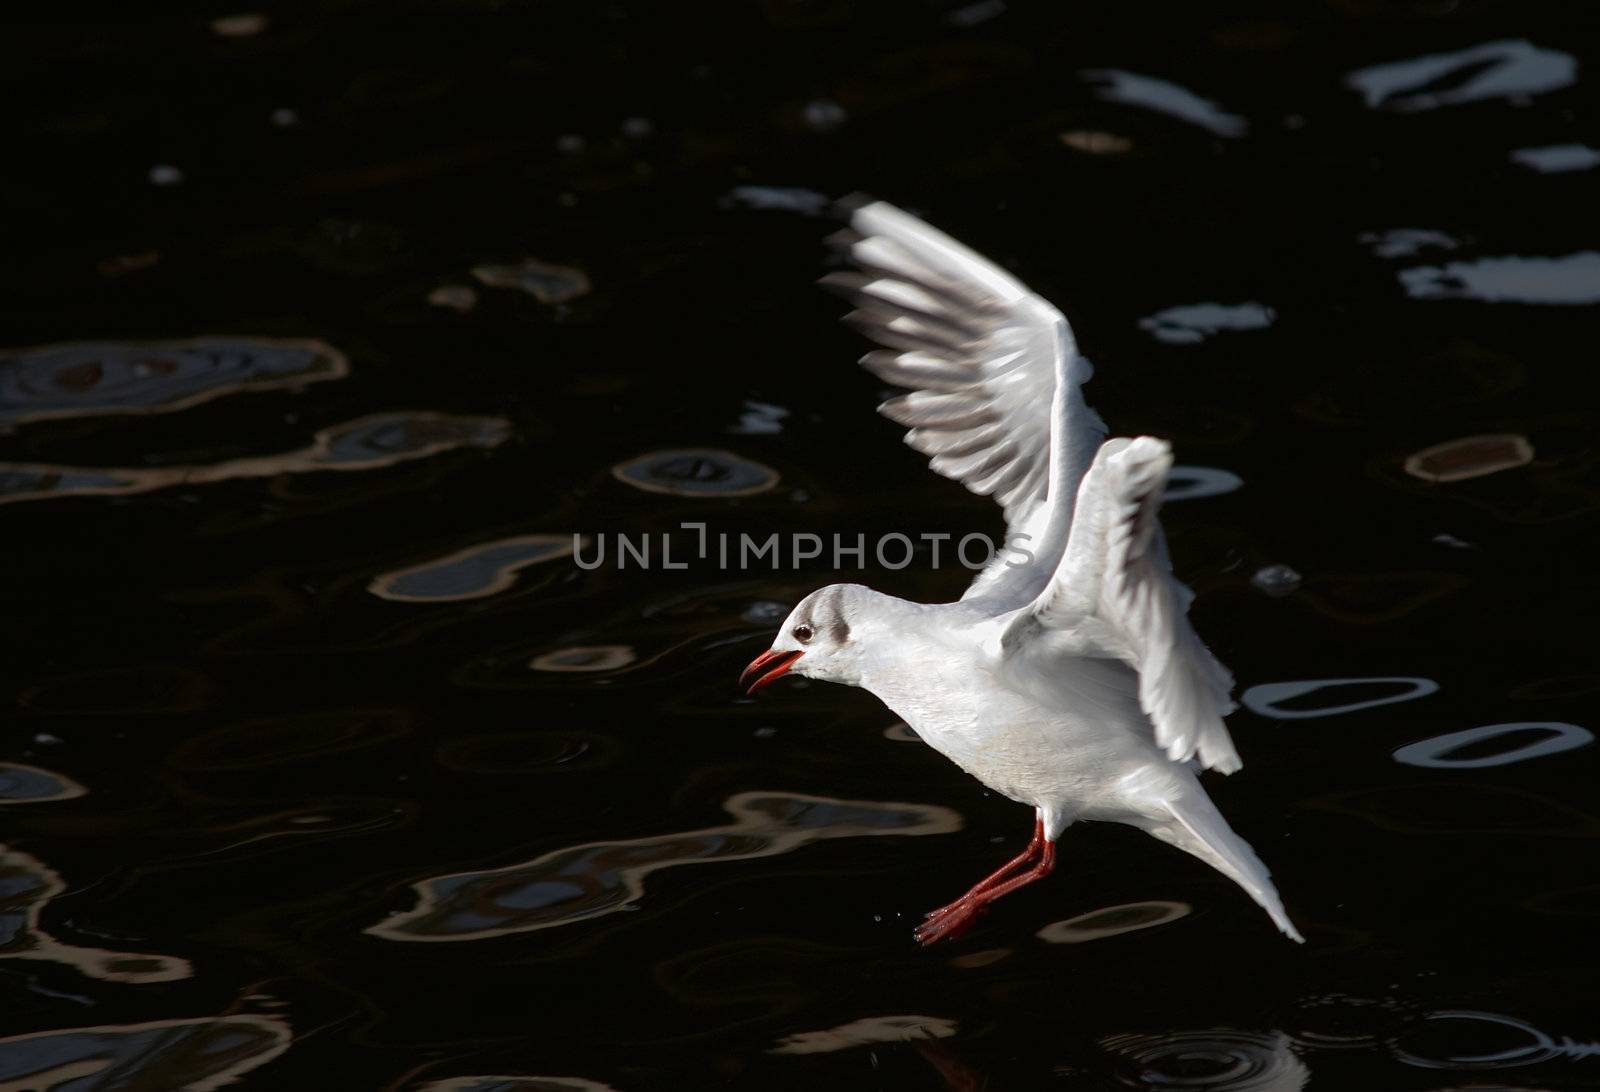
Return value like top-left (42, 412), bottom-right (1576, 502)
top-left (914, 836), bottom-right (1056, 946)
top-left (920, 816), bottom-right (1044, 927)
top-left (916, 816), bottom-right (1046, 932)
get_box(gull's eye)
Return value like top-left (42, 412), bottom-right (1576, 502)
top-left (793, 623), bottom-right (814, 643)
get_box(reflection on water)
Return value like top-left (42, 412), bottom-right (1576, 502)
top-left (1512, 143), bottom-right (1600, 173)
top-left (1036, 900), bottom-right (1191, 944)
top-left (1081, 69), bottom-right (1248, 137)
top-left (1359, 228), bottom-right (1458, 259)
top-left (729, 400), bottom-right (789, 435)
top-left (610, 448), bottom-right (779, 497)
top-left (1404, 433), bottom-right (1534, 483)
top-left (1390, 1009), bottom-right (1600, 1069)
top-left (0, 763), bottom-right (86, 804)
top-left (1164, 466), bottom-right (1243, 501)
top-left (1400, 252), bottom-right (1600, 304)
top-left (416, 1078), bottom-right (618, 1092)
top-left (1393, 722), bottom-right (1592, 769)
top-left (770, 1014), bottom-right (958, 1055)
top-left (529, 645), bottom-right (637, 672)
top-left (1139, 302), bottom-right (1274, 345)
top-left (428, 284), bottom-right (480, 313)
top-left (0, 337), bottom-right (347, 426)
top-left (721, 186), bottom-right (831, 216)
top-left (1250, 564), bottom-right (1302, 598)
top-left (368, 792), bottom-right (960, 941)
top-left (0, 412), bottom-right (510, 505)
top-left (0, 1014), bottom-right (289, 1089)
top-left (0, 846), bottom-right (192, 983)
top-left (211, 12), bottom-right (268, 37)
top-left (471, 257), bottom-right (591, 304)
top-left (1241, 677), bottom-right (1438, 719)
top-left (1060, 129), bottom-right (1134, 155)
top-left (1346, 39), bottom-right (1577, 112)
top-left (1100, 1029), bottom-right (1308, 1091)
top-left (369, 535), bottom-right (577, 603)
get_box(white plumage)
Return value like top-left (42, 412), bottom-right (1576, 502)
top-left (744, 199), bottom-right (1302, 946)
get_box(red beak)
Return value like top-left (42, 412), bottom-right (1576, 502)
top-left (740, 649), bottom-right (803, 695)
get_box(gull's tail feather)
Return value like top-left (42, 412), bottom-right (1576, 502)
top-left (1155, 789), bottom-right (1304, 943)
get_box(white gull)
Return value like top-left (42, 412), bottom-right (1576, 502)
top-left (741, 199), bottom-right (1304, 946)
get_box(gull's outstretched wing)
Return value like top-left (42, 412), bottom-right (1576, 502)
top-left (823, 200), bottom-right (1106, 607)
top-left (1006, 436), bottom-right (1241, 774)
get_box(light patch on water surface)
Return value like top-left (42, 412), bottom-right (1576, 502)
top-left (1082, 70), bottom-right (1248, 137)
top-left (0, 846), bottom-right (192, 983)
top-left (529, 645), bottom-right (637, 673)
top-left (370, 535), bottom-right (577, 603)
top-left (730, 400), bottom-right (789, 435)
top-left (1059, 129), bottom-right (1133, 155)
top-left (211, 13), bottom-right (269, 37)
top-left (770, 1014), bottom-right (958, 1055)
top-left (1140, 302), bottom-right (1274, 344)
top-left (0, 1014), bottom-right (290, 1091)
top-left (1400, 252), bottom-right (1600, 304)
top-left (1164, 466), bottom-right (1243, 501)
top-left (367, 791), bottom-right (960, 941)
top-left (427, 284), bottom-right (479, 312)
top-left (1404, 433), bottom-right (1534, 482)
top-left (471, 258), bottom-right (591, 303)
top-left (1251, 565), bottom-right (1302, 597)
top-left (1037, 900), bottom-right (1191, 944)
top-left (0, 411), bottom-right (510, 506)
top-left (0, 337), bottom-right (348, 427)
top-left (612, 448), bottom-right (780, 497)
top-left (1511, 143), bottom-right (1600, 173)
top-left (721, 186), bottom-right (831, 215)
top-left (1359, 228), bottom-right (1459, 259)
top-left (0, 763), bottom-right (86, 804)
top-left (1346, 39), bottom-right (1577, 112)
top-left (1394, 722), bottom-right (1592, 769)
top-left (1242, 677), bottom-right (1439, 720)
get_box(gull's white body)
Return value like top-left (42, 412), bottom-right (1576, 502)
top-left (757, 199), bottom-right (1302, 943)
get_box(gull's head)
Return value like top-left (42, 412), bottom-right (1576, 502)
top-left (740, 583), bottom-right (876, 694)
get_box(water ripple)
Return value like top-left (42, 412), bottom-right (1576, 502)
top-left (0, 337), bottom-right (347, 427)
top-left (0, 763), bottom-right (86, 804)
top-left (0, 846), bottom-right (191, 983)
top-left (369, 535), bottom-right (577, 603)
top-left (368, 792), bottom-right (960, 942)
top-left (0, 1014), bottom-right (289, 1089)
top-left (1099, 1029), bottom-right (1309, 1091)
top-left (0, 412), bottom-right (510, 506)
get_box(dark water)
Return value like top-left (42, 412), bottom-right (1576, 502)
top-left (3, 3), bottom-right (1599, 1089)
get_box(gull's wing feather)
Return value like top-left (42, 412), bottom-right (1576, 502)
top-left (826, 200), bottom-right (1106, 606)
top-left (1007, 436), bottom-right (1241, 774)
